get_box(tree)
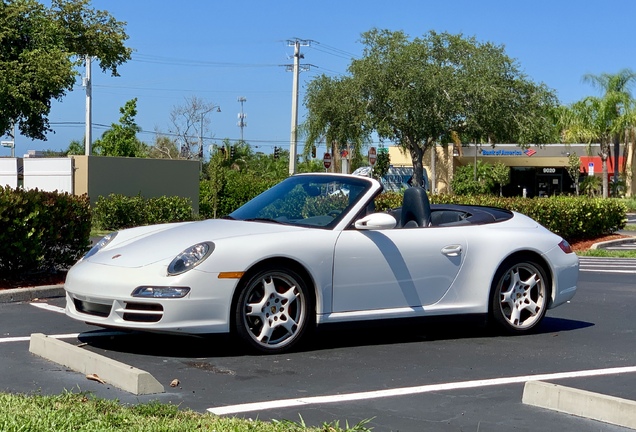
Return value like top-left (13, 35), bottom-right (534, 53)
top-left (0, 0), bottom-right (132, 140)
top-left (372, 147), bottom-right (391, 180)
top-left (343, 29), bottom-right (557, 187)
top-left (302, 75), bottom-right (371, 173)
top-left (451, 161), bottom-right (493, 195)
top-left (490, 162), bottom-right (511, 197)
top-left (93, 98), bottom-right (146, 157)
top-left (147, 134), bottom-right (180, 159)
top-left (560, 69), bottom-right (636, 198)
top-left (65, 139), bottom-right (85, 155)
top-left (566, 152), bottom-right (581, 196)
top-left (169, 96), bottom-right (221, 160)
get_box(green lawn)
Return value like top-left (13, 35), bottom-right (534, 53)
top-left (0, 391), bottom-right (371, 432)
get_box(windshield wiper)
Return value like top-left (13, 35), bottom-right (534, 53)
top-left (243, 217), bottom-right (287, 225)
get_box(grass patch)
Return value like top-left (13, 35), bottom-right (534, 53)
top-left (0, 391), bottom-right (372, 432)
top-left (577, 249), bottom-right (636, 258)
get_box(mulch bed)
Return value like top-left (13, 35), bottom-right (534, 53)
top-left (0, 234), bottom-right (630, 290)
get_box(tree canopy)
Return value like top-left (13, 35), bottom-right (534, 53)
top-left (93, 98), bottom-right (146, 157)
top-left (558, 69), bottom-right (636, 197)
top-left (303, 29), bottom-right (558, 186)
top-left (0, 0), bottom-right (132, 140)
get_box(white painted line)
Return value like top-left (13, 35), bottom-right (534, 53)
top-left (0, 333), bottom-right (79, 344)
top-left (579, 269), bottom-right (636, 274)
top-left (0, 330), bottom-right (126, 344)
top-left (208, 366), bottom-right (636, 415)
top-left (30, 303), bottom-right (66, 314)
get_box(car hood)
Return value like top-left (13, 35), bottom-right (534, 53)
top-left (86, 219), bottom-right (308, 268)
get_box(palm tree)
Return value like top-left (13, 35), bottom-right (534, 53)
top-left (561, 69), bottom-right (636, 198)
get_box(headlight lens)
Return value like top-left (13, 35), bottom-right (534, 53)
top-left (82, 232), bottom-right (118, 260)
top-left (131, 286), bottom-right (191, 298)
top-left (167, 242), bottom-right (214, 275)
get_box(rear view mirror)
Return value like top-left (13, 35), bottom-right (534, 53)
top-left (354, 213), bottom-right (397, 230)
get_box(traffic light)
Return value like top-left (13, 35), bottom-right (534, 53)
top-left (230, 145), bottom-right (235, 158)
top-left (273, 146), bottom-right (280, 159)
top-left (312, 146), bottom-right (316, 158)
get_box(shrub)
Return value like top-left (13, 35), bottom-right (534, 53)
top-left (0, 187), bottom-right (91, 275)
top-left (375, 191), bottom-right (626, 242)
top-left (200, 170), bottom-right (279, 219)
top-left (93, 194), bottom-right (193, 231)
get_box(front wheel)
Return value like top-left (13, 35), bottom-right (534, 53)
top-left (490, 258), bottom-right (550, 333)
top-left (235, 265), bottom-right (313, 354)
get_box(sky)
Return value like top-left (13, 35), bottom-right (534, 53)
top-left (3, 0), bottom-right (636, 158)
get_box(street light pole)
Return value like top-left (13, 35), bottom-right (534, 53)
top-left (198, 105), bottom-right (221, 160)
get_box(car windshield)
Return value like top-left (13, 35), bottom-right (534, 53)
top-left (229, 175), bottom-right (372, 228)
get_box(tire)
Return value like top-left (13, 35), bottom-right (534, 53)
top-left (490, 257), bottom-right (550, 333)
top-left (235, 265), bottom-right (313, 354)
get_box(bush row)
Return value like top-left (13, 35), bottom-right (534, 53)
top-left (0, 187), bottom-right (91, 276)
top-left (376, 192), bottom-right (627, 242)
top-left (92, 194), bottom-right (194, 231)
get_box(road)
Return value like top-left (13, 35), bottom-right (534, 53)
top-left (1, 258), bottom-right (635, 431)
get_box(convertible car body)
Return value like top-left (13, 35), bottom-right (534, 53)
top-left (64, 173), bottom-right (578, 353)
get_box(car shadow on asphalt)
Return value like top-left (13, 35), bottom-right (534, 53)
top-left (307, 316), bottom-right (594, 352)
top-left (76, 316), bottom-right (594, 358)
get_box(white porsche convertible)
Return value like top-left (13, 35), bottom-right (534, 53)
top-left (65, 173), bottom-right (578, 353)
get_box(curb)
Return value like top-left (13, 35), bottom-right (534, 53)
top-left (29, 333), bottom-right (164, 395)
top-left (523, 381), bottom-right (636, 429)
top-left (0, 284), bottom-right (65, 304)
top-left (591, 237), bottom-right (636, 250)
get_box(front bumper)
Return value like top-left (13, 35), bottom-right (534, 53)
top-left (64, 260), bottom-right (238, 334)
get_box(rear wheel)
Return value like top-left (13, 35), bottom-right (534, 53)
top-left (490, 257), bottom-right (550, 333)
top-left (235, 265), bottom-right (313, 354)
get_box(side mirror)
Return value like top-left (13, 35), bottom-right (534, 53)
top-left (354, 213), bottom-right (397, 230)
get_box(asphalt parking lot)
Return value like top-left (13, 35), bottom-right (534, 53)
top-left (1, 260), bottom-right (636, 431)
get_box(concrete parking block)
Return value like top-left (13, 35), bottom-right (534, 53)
top-left (522, 380), bottom-right (636, 429)
top-left (0, 285), bottom-right (65, 303)
top-left (29, 333), bottom-right (164, 395)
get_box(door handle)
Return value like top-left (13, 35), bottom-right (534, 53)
top-left (441, 245), bottom-right (462, 257)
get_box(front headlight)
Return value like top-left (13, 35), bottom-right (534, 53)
top-left (167, 242), bottom-right (214, 275)
top-left (82, 232), bottom-right (118, 261)
top-left (132, 286), bottom-right (191, 298)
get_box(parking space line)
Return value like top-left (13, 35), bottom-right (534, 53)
top-left (0, 333), bottom-right (79, 344)
top-left (207, 366), bottom-right (636, 415)
top-left (30, 303), bottom-right (66, 314)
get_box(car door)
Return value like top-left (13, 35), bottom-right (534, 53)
top-left (332, 227), bottom-right (467, 313)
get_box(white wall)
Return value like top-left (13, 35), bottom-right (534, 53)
top-left (0, 158), bottom-right (19, 189)
top-left (23, 158), bottom-right (73, 193)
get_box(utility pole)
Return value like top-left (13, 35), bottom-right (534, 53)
top-left (83, 55), bottom-right (92, 156)
top-left (237, 96), bottom-right (247, 142)
top-left (286, 39), bottom-right (311, 175)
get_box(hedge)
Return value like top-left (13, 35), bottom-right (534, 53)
top-left (0, 187), bottom-right (91, 276)
top-left (375, 192), bottom-right (626, 242)
top-left (92, 194), bottom-right (194, 231)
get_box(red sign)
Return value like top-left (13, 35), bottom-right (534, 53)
top-left (368, 147), bottom-right (377, 166)
top-left (323, 152), bottom-right (332, 169)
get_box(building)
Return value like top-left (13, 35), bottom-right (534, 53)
top-left (388, 143), bottom-right (630, 197)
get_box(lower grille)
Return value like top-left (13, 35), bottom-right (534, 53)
top-left (122, 302), bottom-right (164, 323)
top-left (74, 299), bottom-right (111, 317)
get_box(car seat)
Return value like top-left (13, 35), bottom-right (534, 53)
top-left (400, 187), bottom-right (431, 228)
